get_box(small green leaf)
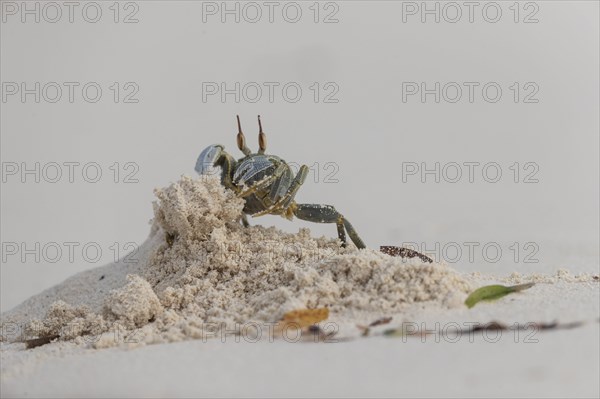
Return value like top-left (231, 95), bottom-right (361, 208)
top-left (383, 328), bottom-right (403, 337)
top-left (465, 283), bottom-right (535, 308)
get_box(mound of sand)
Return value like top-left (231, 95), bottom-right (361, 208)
top-left (0, 176), bottom-right (472, 347)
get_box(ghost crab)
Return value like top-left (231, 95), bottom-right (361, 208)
top-left (195, 115), bottom-right (366, 249)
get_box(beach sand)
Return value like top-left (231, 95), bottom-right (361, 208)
top-left (1, 176), bottom-right (598, 398)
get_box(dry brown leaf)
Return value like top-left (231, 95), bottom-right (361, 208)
top-left (369, 317), bottom-right (393, 327)
top-left (357, 317), bottom-right (393, 337)
top-left (272, 308), bottom-right (331, 341)
top-left (280, 308), bottom-right (329, 328)
top-left (24, 335), bottom-right (60, 349)
top-left (380, 246), bottom-right (433, 263)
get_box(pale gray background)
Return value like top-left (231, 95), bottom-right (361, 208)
top-left (1, 1), bottom-right (599, 312)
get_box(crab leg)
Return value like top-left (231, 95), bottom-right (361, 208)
top-left (217, 153), bottom-right (238, 193)
top-left (291, 203), bottom-right (366, 249)
top-left (241, 213), bottom-right (250, 227)
top-left (253, 165), bottom-right (308, 217)
top-left (195, 145), bottom-right (238, 193)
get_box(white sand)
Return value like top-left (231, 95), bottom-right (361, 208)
top-left (1, 176), bottom-right (598, 397)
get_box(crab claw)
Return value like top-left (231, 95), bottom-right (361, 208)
top-left (195, 145), bottom-right (224, 175)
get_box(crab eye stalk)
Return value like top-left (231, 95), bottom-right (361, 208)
top-left (236, 115), bottom-right (251, 156)
top-left (258, 115), bottom-right (267, 154)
